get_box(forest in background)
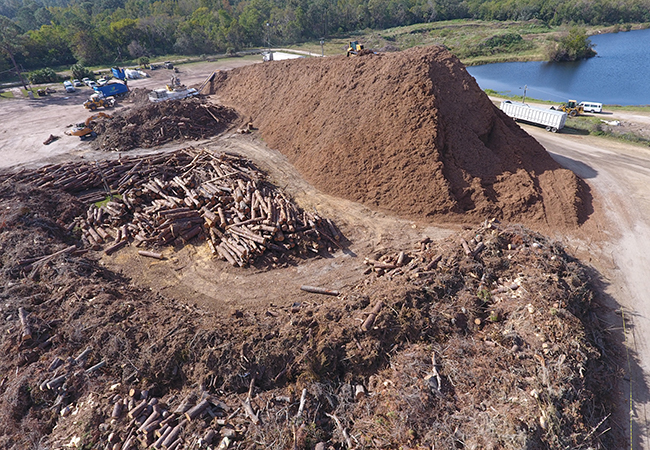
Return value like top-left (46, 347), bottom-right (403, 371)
top-left (0, 0), bottom-right (649, 79)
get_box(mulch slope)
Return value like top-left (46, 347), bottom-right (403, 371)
top-left (211, 46), bottom-right (591, 230)
top-left (0, 177), bottom-right (623, 449)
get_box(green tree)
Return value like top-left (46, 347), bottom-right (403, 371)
top-left (0, 15), bottom-right (29, 89)
top-left (546, 26), bottom-right (596, 62)
top-left (71, 63), bottom-right (93, 81)
top-left (27, 67), bottom-right (59, 84)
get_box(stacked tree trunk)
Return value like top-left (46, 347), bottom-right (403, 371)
top-left (93, 390), bottom-right (234, 450)
top-left (13, 148), bottom-right (341, 264)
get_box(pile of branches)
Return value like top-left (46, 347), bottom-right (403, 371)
top-left (92, 98), bottom-right (238, 151)
top-left (9, 148), bottom-right (342, 266)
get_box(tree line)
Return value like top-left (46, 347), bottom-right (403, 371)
top-left (0, 0), bottom-right (648, 79)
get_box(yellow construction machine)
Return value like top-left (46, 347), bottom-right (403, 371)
top-left (551, 100), bottom-right (584, 117)
top-left (83, 93), bottom-right (115, 110)
top-left (346, 41), bottom-right (364, 56)
top-left (66, 112), bottom-right (112, 140)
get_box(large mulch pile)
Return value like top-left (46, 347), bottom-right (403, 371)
top-left (211, 46), bottom-right (591, 230)
top-left (0, 178), bottom-right (624, 449)
top-left (91, 98), bottom-right (237, 151)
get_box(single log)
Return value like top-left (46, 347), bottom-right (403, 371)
top-left (460, 238), bottom-right (472, 256)
top-left (296, 388), bottom-right (307, 418)
top-left (161, 420), bottom-right (187, 448)
top-left (153, 425), bottom-right (172, 449)
top-left (18, 307), bottom-right (32, 341)
top-left (300, 285), bottom-right (340, 296)
top-left (105, 239), bottom-right (128, 255)
top-left (166, 439), bottom-right (182, 450)
top-left (138, 409), bottom-right (161, 433)
top-left (355, 384), bottom-right (366, 400)
top-left (74, 347), bottom-right (92, 364)
top-left (367, 260), bottom-right (397, 270)
top-left (48, 357), bottom-right (64, 372)
top-left (46, 374), bottom-right (66, 390)
top-left (112, 401), bottom-right (123, 419)
top-left (184, 398), bottom-right (210, 421)
top-left (361, 301), bottom-right (384, 332)
top-left (128, 400), bottom-right (148, 419)
top-left (138, 250), bottom-right (164, 260)
top-left (85, 361), bottom-right (106, 374)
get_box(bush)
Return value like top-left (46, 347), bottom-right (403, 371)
top-left (546, 27), bottom-right (596, 62)
top-left (138, 56), bottom-right (150, 67)
top-left (70, 63), bottom-right (94, 81)
top-left (27, 68), bottom-right (59, 84)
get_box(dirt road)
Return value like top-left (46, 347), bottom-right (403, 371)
top-left (524, 124), bottom-right (650, 448)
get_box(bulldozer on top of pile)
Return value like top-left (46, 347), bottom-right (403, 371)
top-left (346, 41), bottom-right (364, 56)
top-left (84, 93), bottom-right (115, 110)
top-left (551, 100), bottom-right (584, 117)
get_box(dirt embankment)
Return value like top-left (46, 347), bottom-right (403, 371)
top-left (212, 46), bottom-right (590, 230)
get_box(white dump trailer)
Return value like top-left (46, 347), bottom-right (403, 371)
top-left (500, 101), bottom-right (567, 132)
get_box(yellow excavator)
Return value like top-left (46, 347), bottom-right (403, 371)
top-left (66, 112), bottom-right (112, 140)
top-left (551, 99), bottom-right (584, 117)
top-left (346, 41), bottom-right (364, 56)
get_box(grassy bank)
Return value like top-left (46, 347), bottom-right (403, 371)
top-left (288, 19), bottom-right (650, 65)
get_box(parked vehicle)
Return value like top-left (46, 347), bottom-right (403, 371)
top-left (63, 80), bottom-right (75, 93)
top-left (500, 101), bottom-right (567, 132)
top-left (551, 99), bottom-right (583, 117)
top-left (148, 86), bottom-right (198, 102)
top-left (93, 81), bottom-right (129, 98)
top-left (163, 61), bottom-right (174, 69)
top-left (97, 78), bottom-right (108, 86)
top-left (579, 101), bottom-right (603, 113)
top-left (87, 81), bottom-right (98, 89)
top-left (82, 77), bottom-right (92, 86)
top-left (73, 79), bottom-right (83, 87)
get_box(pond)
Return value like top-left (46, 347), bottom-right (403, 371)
top-left (466, 27), bottom-right (650, 106)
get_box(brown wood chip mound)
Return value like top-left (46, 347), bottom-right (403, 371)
top-left (212, 45), bottom-right (591, 230)
top-left (92, 97), bottom-right (237, 151)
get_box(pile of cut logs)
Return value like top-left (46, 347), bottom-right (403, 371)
top-left (363, 219), bottom-right (498, 280)
top-left (13, 148), bottom-right (341, 265)
top-left (103, 390), bottom-right (235, 450)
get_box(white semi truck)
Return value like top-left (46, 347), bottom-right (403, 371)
top-left (499, 100), bottom-right (567, 133)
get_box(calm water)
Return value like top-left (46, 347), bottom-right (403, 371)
top-left (466, 27), bottom-right (650, 106)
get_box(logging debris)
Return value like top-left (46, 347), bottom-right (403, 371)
top-left (8, 148), bottom-right (343, 267)
top-left (91, 98), bottom-right (238, 151)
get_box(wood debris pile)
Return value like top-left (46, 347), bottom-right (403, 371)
top-left (91, 98), bottom-right (238, 151)
top-left (12, 148), bottom-right (342, 265)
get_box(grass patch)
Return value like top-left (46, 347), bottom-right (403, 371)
top-left (484, 88), bottom-right (560, 105)
top-left (94, 193), bottom-right (122, 208)
top-left (566, 116), bottom-right (650, 146)
top-left (0, 90), bottom-right (14, 99)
